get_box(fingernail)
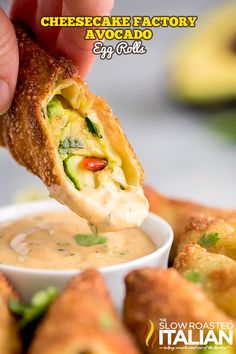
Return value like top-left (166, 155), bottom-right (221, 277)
top-left (0, 79), bottom-right (11, 115)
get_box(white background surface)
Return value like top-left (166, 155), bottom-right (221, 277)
top-left (0, 0), bottom-right (235, 207)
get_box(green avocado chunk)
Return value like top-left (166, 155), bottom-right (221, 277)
top-left (47, 97), bottom-right (64, 120)
top-left (64, 155), bottom-right (95, 190)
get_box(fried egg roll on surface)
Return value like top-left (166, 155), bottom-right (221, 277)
top-left (28, 269), bottom-right (141, 354)
top-left (0, 273), bottom-right (21, 354)
top-left (124, 268), bottom-right (234, 354)
top-left (178, 214), bottom-right (236, 260)
top-left (0, 23), bottom-right (148, 233)
top-left (144, 185), bottom-right (236, 262)
top-left (175, 243), bottom-right (236, 318)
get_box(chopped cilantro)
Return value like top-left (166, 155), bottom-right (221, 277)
top-left (59, 137), bottom-right (84, 150)
top-left (184, 270), bottom-right (202, 283)
top-left (74, 234), bottom-right (107, 247)
top-left (58, 148), bottom-right (68, 156)
top-left (198, 232), bottom-right (220, 248)
top-left (85, 116), bottom-right (102, 138)
top-left (9, 287), bottom-right (58, 328)
top-left (58, 137), bottom-right (84, 157)
top-left (98, 312), bottom-right (116, 329)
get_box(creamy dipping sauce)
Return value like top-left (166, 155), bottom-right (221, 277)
top-left (0, 211), bottom-right (156, 269)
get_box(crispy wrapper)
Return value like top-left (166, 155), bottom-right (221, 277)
top-left (124, 268), bottom-right (235, 354)
top-left (175, 243), bottom-right (236, 318)
top-left (178, 214), bottom-right (236, 260)
top-left (144, 185), bottom-right (236, 263)
top-left (28, 269), bottom-right (141, 354)
top-left (0, 23), bottom-right (148, 232)
top-left (0, 273), bottom-right (21, 354)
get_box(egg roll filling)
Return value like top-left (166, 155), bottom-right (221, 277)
top-left (45, 79), bottom-right (129, 192)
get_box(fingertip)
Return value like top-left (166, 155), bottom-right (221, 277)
top-left (76, 52), bottom-right (96, 78)
top-left (56, 0), bottom-right (115, 78)
top-left (56, 30), bottom-right (96, 78)
top-left (10, 0), bottom-right (38, 29)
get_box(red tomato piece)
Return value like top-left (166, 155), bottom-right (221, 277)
top-left (82, 157), bottom-right (108, 171)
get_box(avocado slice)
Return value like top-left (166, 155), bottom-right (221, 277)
top-left (47, 97), bottom-right (63, 120)
top-left (64, 156), bottom-right (95, 190)
top-left (171, 4), bottom-right (236, 104)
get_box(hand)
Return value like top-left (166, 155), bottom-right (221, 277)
top-left (0, 0), bottom-right (114, 115)
top-left (0, 6), bottom-right (18, 114)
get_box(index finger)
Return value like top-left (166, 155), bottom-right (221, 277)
top-left (55, 0), bottom-right (114, 78)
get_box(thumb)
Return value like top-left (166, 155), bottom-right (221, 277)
top-left (0, 7), bottom-right (18, 115)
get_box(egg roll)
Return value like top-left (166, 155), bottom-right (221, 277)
top-left (175, 243), bottom-right (236, 318)
top-left (124, 268), bottom-right (234, 353)
top-left (0, 23), bottom-right (148, 232)
top-left (144, 185), bottom-right (236, 262)
top-left (177, 214), bottom-right (236, 260)
top-left (0, 273), bottom-right (21, 354)
top-left (28, 269), bottom-right (141, 354)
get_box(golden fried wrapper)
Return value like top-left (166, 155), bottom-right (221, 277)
top-left (175, 243), bottom-right (236, 318)
top-left (1, 23), bottom-right (148, 232)
top-left (144, 185), bottom-right (236, 263)
top-left (28, 269), bottom-right (141, 354)
top-left (0, 273), bottom-right (21, 354)
top-left (177, 214), bottom-right (236, 260)
top-left (124, 268), bottom-right (235, 353)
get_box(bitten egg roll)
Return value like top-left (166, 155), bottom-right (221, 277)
top-left (0, 23), bottom-right (148, 233)
top-left (28, 269), bottom-right (141, 354)
top-left (124, 268), bottom-right (234, 353)
top-left (0, 273), bottom-right (21, 354)
top-left (175, 243), bottom-right (236, 318)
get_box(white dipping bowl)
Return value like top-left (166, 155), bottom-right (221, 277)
top-left (0, 200), bottom-right (173, 308)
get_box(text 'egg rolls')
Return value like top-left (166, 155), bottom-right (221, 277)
top-left (0, 273), bottom-right (22, 354)
top-left (28, 269), bottom-right (141, 354)
top-left (144, 185), bottom-right (236, 263)
top-left (175, 243), bottom-right (236, 319)
top-left (124, 268), bottom-right (234, 354)
top-left (0, 23), bottom-right (148, 233)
